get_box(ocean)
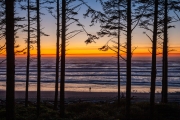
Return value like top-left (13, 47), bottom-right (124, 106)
top-left (0, 56), bottom-right (180, 93)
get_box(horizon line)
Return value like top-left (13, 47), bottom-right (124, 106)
top-left (0, 53), bottom-right (179, 57)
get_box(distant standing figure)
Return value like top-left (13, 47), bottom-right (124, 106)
top-left (89, 87), bottom-right (91, 92)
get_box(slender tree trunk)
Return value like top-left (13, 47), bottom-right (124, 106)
top-left (162, 0), bottom-right (168, 103)
top-left (150, 0), bottom-right (158, 118)
top-left (60, 0), bottom-right (66, 117)
top-left (54, 0), bottom-right (60, 110)
top-left (117, 1), bottom-right (121, 104)
top-left (6, 0), bottom-right (15, 119)
top-left (126, 0), bottom-right (131, 119)
top-left (36, 0), bottom-right (41, 116)
top-left (25, 0), bottom-right (30, 107)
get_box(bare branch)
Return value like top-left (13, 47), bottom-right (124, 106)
top-left (119, 54), bottom-right (127, 61)
top-left (66, 30), bottom-right (83, 40)
top-left (174, 11), bottom-right (180, 20)
top-left (143, 32), bottom-right (152, 42)
top-left (148, 48), bottom-right (152, 54)
top-left (0, 59), bottom-right (6, 64)
top-left (132, 46), bottom-right (138, 54)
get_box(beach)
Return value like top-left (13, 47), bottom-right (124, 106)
top-left (0, 91), bottom-right (180, 103)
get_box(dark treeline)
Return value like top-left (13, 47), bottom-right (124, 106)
top-left (1, 0), bottom-right (180, 119)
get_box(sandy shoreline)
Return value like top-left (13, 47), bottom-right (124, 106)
top-left (0, 91), bottom-right (180, 103)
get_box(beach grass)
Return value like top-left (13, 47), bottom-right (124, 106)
top-left (0, 100), bottom-right (180, 120)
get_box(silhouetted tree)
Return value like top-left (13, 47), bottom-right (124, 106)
top-left (125, 0), bottom-right (151, 118)
top-left (6, 0), bottom-right (27, 117)
top-left (19, 0), bottom-right (48, 113)
top-left (150, 0), bottom-right (158, 118)
top-left (138, 0), bottom-right (160, 117)
top-left (82, 1), bottom-right (150, 119)
top-left (46, 0), bottom-right (61, 110)
top-left (162, 0), bottom-right (168, 103)
top-left (20, 0), bottom-right (48, 115)
top-left (84, 0), bottom-right (125, 104)
top-left (117, 1), bottom-right (121, 104)
top-left (45, 0), bottom-right (98, 113)
top-left (99, 0), bottom-right (125, 104)
top-left (19, 0), bottom-right (41, 107)
top-left (5, 0), bottom-right (15, 119)
top-left (60, 0), bottom-right (66, 117)
top-left (55, 0), bottom-right (60, 110)
top-left (81, 0), bottom-right (126, 105)
top-left (161, 0), bottom-right (180, 103)
top-left (45, 0), bottom-right (61, 110)
top-left (54, 0), bottom-right (60, 108)
top-left (25, 0), bottom-right (31, 107)
top-left (139, 0), bottom-right (179, 110)
top-left (36, 0), bottom-right (41, 116)
top-left (126, 0), bottom-right (131, 119)
top-left (60, 0), bottom-right (98, 117)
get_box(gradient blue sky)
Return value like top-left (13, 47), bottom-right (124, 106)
top-left (0, 0), bottom-right (180, 57)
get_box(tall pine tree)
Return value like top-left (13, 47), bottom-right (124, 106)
top-left (150, 0), bottom-right (158, 118)
top-left (36, 0), bottom-right (41, 116)
top-left (60, 0), bottom-right (66, 117)
top-left (25, 0), bottom-right (31, 107)
top-left (5, 0), bottom-right (15, 119)
top-left (54, 0), bottom-right (60, 110)
top-left (126, 0), bottom-right (131, 119)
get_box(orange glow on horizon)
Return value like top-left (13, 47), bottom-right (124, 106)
top-left (1, 52), bottom-right (179, 58)
top-left (1, 46), bottom-right (179, 58)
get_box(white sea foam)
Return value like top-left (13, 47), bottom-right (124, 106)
top-left (0, 56), bottom-right (180, 92)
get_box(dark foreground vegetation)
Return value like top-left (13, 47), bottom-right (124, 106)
top-left (0, 100), bottom-right (180, 120)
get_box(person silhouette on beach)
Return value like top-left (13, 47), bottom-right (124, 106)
top-left (89, 87), bottom-right (91, 92)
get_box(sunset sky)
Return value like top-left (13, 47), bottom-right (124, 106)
top-left (0, 0), bottom-right (180, 57)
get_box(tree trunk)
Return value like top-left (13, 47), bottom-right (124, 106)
top-left (150, 0), bottom-right (158, 118)
top-left (117, 0), bottom-right (121, 105)
top-left (60, 0), bottom-right (66, 117)
top-left (162, 0), bottom-right (168, 103)
top-left (54, 0), bottom-right (60, 110)
top-left (126, 0), bottom-right (131, 119)
top-left (36, 0), bottom-right (41, 116)
top-left (5, 0), bottom-right (15, 119)
top-left (25, 0), bottom-right (30, 107)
